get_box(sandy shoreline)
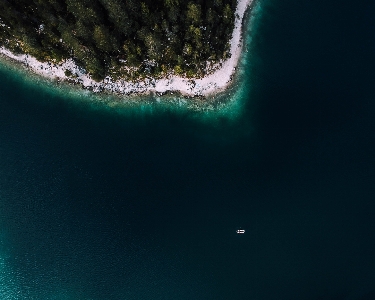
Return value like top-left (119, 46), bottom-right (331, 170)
top-left (0, 0), bottom-right (252, 98)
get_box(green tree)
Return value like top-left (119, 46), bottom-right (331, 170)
top-left (144, 33), bottom-right (162, 61)
top-left (140, 3), bottom-right (150, 21)
top-left (168, 6), bottom-right (180, 22)
top-left (84, 54), bottom-right (105, 81)
top-left (99, 0), bottom-right (133, 35)
top-left (165, 0), bottom-right (179, 9)
top-left (93, 25), bottom-right (118, 52)
top-left (223, 4), bottom-right (233, 24)
top-left (186, 2), bottom-right (201, 25)
top-left (66, 0), bottom-right (102, 25)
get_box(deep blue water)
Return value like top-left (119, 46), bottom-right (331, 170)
top-left (1, 0), bottom-right (375, 299)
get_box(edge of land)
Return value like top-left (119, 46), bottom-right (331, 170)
top-left (0, 0), bottom-right (253, 98)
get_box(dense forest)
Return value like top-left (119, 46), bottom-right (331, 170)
top-left (0, 0), bottom-right (237, 81)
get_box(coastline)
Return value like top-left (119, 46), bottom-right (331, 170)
top-left (0, 0), bottom-right (253, 98)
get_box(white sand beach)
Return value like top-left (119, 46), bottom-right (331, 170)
top-left (0, 0), bottom-right (252, 97)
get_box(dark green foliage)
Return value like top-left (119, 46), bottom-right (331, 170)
top-left (64, 69), bottom-right (72, 76)
top-left (0, 0), bottom-right (238, 81)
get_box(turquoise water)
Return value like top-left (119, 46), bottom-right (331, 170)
top-left (1, 0), bottom-right (375, 299)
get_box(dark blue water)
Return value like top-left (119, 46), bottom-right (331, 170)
top-left (1, 0), bottom-right (375, 299)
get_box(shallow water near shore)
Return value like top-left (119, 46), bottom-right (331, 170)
top-left (1, 0), bottom-right (375, 299)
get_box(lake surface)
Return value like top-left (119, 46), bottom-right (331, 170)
top-left (1, 0), bottom-right (375, 299)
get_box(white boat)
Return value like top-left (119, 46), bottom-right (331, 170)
top-left (236, 229), bottom-right (245, 234)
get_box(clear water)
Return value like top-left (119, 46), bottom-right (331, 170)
top-left (1, 0), bottom-right (375, 299)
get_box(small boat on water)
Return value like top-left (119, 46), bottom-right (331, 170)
top-left (236, 229), bottom-right (245, 234)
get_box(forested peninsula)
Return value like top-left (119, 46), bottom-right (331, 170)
top-left (0, 0), bottom-right (252, 97)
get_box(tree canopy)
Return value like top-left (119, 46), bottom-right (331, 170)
top-left (0, 0), bottom-right (237, 81)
